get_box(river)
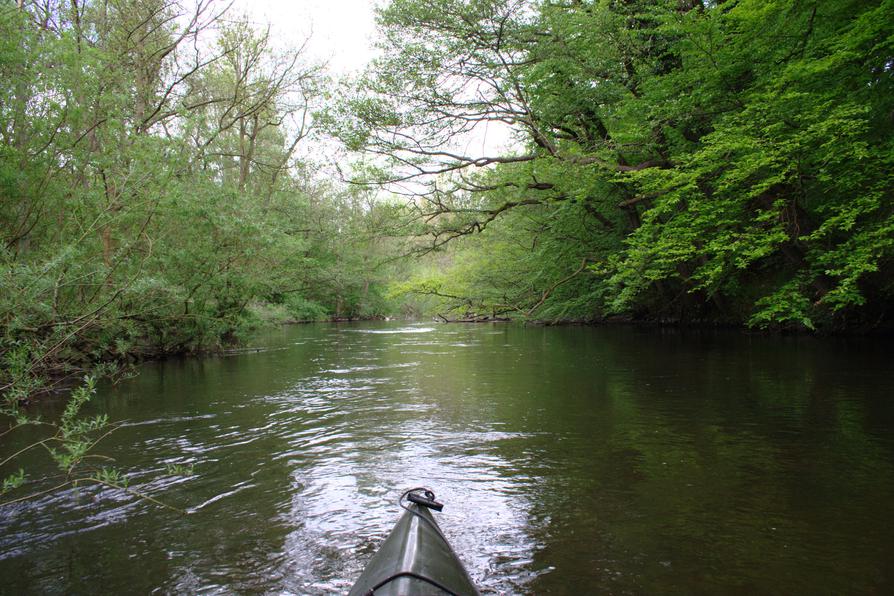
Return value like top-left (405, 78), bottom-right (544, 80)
top-left (2, 322), bottom-right (893, 594)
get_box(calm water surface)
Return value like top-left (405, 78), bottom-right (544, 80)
top-left (1, 322), bottom-right (893, 594)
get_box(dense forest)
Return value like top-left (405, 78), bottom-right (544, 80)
top-left (2, 0), bottom-right (893, 410)
top-left (0, 0), bottom-right (405, 412)
top-left (338, 0), bottom-right (893, 329)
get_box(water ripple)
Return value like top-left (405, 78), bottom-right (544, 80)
top-left (4, 323), bottom-right (893, 595)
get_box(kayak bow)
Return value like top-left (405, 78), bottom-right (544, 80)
top-left (349, 488), bottom-right (479, 596)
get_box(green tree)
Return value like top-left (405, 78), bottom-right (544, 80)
top-left (339, 0), bottom-right (894, 329)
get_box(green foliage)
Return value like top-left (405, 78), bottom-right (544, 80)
top-left (748, 277), bottom-right (817, 331)
top-left (1, 374), bottom-right (188, 512)
top-left (93, 467), bottom-right (128, 489)
top-left (349, 0), bottom-right (894, 330)
top-left (0, 1), bottom-right (398, 409)
top-left (2, 375), bottom-right (113, 501)
top-left (1, 1), bottom-right (401, 511)
top-left (42, 376), bottom-right (106, 475)
top-left (283, 296), bottom-right (330, 322)
top-left (1, 469), bottom-right (25, 495)
top-left (164, 463), bottom-right (195, 477)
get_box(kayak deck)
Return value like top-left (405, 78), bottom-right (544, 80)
top-left (349, 500), bottom-right (478, 596)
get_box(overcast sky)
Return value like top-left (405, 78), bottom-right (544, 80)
top-left (235, 0), bottom-right (514, 166)
top-left (240, 0), bottom-right (380, 75)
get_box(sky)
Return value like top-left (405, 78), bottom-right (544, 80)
top-left (240, 0), bottom-right (380, 75)
top-left (234, 0), bottom-right (515, 169)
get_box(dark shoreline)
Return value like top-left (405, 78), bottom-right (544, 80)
top-left (441, 315), bottom-right (894, 337)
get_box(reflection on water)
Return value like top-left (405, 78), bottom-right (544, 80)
top-left (1, 322), bottom-right (893, 594)
top-left (347, 326), bottom-right (437, 334)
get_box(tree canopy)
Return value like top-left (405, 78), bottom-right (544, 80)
top-left (2, 0), bottom-right (893, 412)
top-left (0, 0), bottom-right (398, 410)
top-left (337, 0), bottom-right (894, 329)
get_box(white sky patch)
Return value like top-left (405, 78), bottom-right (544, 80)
top-left (240, 0), bottom-right (380, 75)
top-left (232, 0), bottom-right (518, 184)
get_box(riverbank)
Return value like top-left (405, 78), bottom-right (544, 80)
top-left (437, 311), bottom-right (894, 336)
top-left (1, 298), bottom-right (393, 408)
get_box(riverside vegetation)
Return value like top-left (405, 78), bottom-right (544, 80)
top-left (2, 1), bottom-right (893, 500)
top-left (0, 0), bottom-right (401, 497)
top-left (335, 0), bottom-right (894, 327)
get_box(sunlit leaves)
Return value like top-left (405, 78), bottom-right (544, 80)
top-left (368, 0), bottom-right (893, 329)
